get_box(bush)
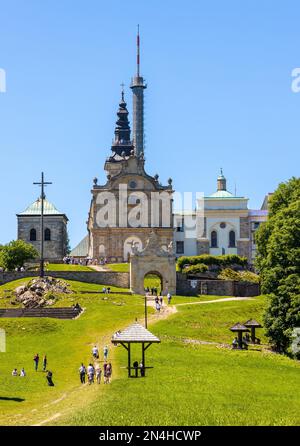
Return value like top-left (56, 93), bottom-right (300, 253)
top-left (184, 264), bottom-right (209, 274)
top-left (218, 268), bottom-right (260, 283)
top-left (0, 240), bottom-right (38, 271)
top-left (177, 254), bottom-right (248, 271)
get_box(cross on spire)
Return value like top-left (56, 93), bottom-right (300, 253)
top-left (33, 172), bottom-right (52, 278)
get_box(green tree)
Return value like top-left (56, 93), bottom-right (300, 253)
top-left (0, 240), bottom-right (39, 271)
top-left (255, 177), bottom-right (300, 354)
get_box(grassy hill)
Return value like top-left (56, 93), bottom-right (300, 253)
top-left (0, 279), bottom-right (299, 426)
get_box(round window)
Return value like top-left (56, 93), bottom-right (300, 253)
top-left (129, 180), bottom-right (137, 189)
top-left (220, 222), bottom-right (226, 229)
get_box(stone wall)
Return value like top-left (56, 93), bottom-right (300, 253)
top-left (0, 271), bottom-right (130, 288)
top-left (176, 273), bottom-right (260, 297)
top-left (17, 215), bottom-right (68, 261)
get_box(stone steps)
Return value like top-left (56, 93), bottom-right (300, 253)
top-left (0, 307), bottom-right (82, 319)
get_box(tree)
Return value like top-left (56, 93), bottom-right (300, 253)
top-left (0, 240), bottom-right (39, 271)
top-left (255, 177), bottom-right (300, 354)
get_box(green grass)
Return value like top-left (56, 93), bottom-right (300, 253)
top-left (0, 281), bottom-right (299, 426)
top-left (0, 278), bottom-right (130, 308)
top-left (106, 263), bottom-right (129, 272)
top-left (58, 296), bottom-right (300, 426)
top-left (0, 279), bottom-right (145, 425)
top-left (46, 263), bottom-right (94, 272)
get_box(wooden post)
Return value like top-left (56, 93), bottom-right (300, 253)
top-left (142, 342), bottom-right (145, 377)
top-left (128, 343), bottom-right (131, 378)
top-left (251, 327), bottom-right (256, 343)
top-left (238, 330), bottom-right (243, 349)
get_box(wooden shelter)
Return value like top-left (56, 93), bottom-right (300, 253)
top-left (244, 319), bottom-right (262, 344)
top-left (230, 322), bottom-right (250, 349)
top-left (111, 322), bottom-right (161, 377)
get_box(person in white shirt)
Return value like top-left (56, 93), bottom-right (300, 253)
top-left (12, 369), bottom-right (18, 376)
top-left (92, 345), bottom-right (99, 359)
top-left (20, 368), bottom-right (26, 377)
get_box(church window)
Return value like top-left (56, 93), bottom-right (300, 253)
top-left (44, 228), bottom-right (51, 241)
top-left (229, 230), bottom-right (236, 247)
top-left (211, 231), bottom-right (218, 248)
top-left (30, 228), bottom-right (37, 241)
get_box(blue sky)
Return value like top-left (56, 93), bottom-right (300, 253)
top-left (0, 0), bottom-right (299, 247)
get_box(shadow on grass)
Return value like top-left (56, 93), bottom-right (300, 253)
top-left (0, 397), bottom-right (25, 402)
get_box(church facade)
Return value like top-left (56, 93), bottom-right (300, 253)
top-left (86, 53), bottom-right (173, 262)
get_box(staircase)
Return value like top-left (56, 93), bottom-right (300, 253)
top-left (0, 306), bottom-right (83, 319)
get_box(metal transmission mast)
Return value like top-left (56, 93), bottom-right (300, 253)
top-left (33, 172), bottom-right (52, 278)
top-left (130, 25), bottom-right (147, 157)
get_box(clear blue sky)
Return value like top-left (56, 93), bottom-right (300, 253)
top-left (0, 0), bottom-right (299, 248)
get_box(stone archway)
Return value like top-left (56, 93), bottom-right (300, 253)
top-left (144, 271), bottom-right (163, 295)
top-left (130, 231), bottom-right (176, 295)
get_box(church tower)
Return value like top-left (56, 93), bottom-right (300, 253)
top-left (130, 26), bottom-right (147, 156)
top-left (87, 32), bottom-right (174, 262)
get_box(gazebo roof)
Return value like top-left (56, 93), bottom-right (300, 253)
top-left (244, 319), bottom-right (262, 328)
top-left (230, 323), bottom-right (250, 332)
top-left (111, 322), bottom-right (161, 344)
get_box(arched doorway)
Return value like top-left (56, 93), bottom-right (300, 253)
top-left (144, 271), bottom-right (163, 296)
top-left (123, 236), bottom-right (142, 262)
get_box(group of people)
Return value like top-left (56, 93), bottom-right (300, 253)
top-left (63, 256), bottom-right (109, 266)
top-left (145, 286), bottom-right (159, 296)
top-left (101, 287), bottom-right (111, 294)
top-left (33, 353), bottom-right (48, 372)
top-left (11, 367), bottom-right (26, 377)
top-left (153, 293), bottom-right (172, 312)
top-left (79, 344), bottom-right (112, 385)
top-left (11, 353), bottom-right (53, 386)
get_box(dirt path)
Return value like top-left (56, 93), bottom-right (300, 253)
top-left (176, 297), bottom-right (253, 306)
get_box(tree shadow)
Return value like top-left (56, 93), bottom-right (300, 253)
top-left (0, 397), bottom-right (25, 402)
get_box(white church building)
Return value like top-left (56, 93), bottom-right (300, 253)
top-left (173, 170), bottom-right (269, 264)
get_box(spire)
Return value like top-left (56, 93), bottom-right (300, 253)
top-left (131, 25), bottom-right (147, 157)
top-left (111, 87), bottom-right (134, 157)
top-left (137, 24), bottom-right (140, 77)
top-left (217, 168), bottom-right (227, 191)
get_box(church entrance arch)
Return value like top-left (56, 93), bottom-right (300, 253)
top-left (144, 271), bottom-right (163, 295)
top-left (123, 236), bottom-right (142, 262)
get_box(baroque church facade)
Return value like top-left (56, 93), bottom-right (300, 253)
top-left (86, 51), bottom-right (174, 262)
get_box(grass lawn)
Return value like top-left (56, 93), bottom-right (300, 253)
top-left (46, 263), bottom-right (94, 272)
top-left (0, 280), bottom-right (299, 426)
top-left (106, 263), bottom-right (129, 273)
top-left (57, 296), bottom-right (300, 426)
top-left (0, 279), bottom-right (145, 425)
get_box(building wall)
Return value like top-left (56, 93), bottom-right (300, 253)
top-left (17, 215), bottom-right (67, 261)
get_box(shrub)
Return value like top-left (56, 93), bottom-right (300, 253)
top-left (177, 254), bottom-right (248, 271)
top-left (218, 268), bottom-right (260, 283)
top-left (184, 264), bottom-right (209, 274)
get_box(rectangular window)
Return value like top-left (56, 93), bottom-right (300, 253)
top-left (176, 241), bottom-right (184, 254)
top-left (176, 218), bottom-right (184, 232)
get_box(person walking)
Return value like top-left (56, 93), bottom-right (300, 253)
top-left (33, 353), bottom-right (39, 371)
top-left (87, 363), bottom-right (95, 385)
top-left (95, 366), bottom-right (102, 384)
top-left (79, 363), bottom-right (86, 384)
top-left (167, 292), bottom-right (172, 305)
top-left (46, 370), bottom-right (54, 386)
top-left (92, 345), bottom-right (99, 359)
top-left (155, 302), bottom-right (161, 312)
top-left (159, 296), bottom-right (163, 307)
top-left (103, 345), bottom-right (109, 361)
top-left (106, 363), bottom-right (112, 384)
top-left (43, 355), bottom-right (47, 371)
